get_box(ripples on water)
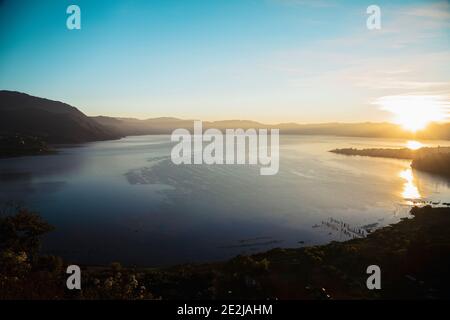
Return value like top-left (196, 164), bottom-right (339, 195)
top-left (0, 135), bottom-right (449, 266)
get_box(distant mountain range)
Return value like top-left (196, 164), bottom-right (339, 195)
top-left (1, 90), bottom-right (450, 144)
top-left (93, 116), bottom-right (450, 140)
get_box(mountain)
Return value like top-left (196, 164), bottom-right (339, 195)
top-left (0, 91), bottom-right (122, 143)
top-left (93, 117), bottom-right (450, 140)
top-left (91, 116), bottom-right (268, 136)
top-left (92, 116), bottom-right (196, 136)
top-left (1, 91), bottom-right (450, 144)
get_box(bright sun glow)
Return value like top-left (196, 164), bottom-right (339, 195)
top-left (406, 140), bottom-right (424, 150)
top-left (374, 95), bottom-right (449, 132)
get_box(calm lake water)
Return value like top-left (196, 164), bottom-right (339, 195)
top-left (1, 135), bottom-right (450, 266)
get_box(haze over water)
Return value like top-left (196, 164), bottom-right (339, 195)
top-left (1, 135), bottom-right (449, 266)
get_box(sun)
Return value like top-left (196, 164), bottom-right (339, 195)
top-left (374, 95), bottom-right (449, 132)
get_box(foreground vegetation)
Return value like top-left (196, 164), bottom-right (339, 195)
top-left (1, 205), bottom-right (450, 299)
top-left (412, 152), bottom-right (450, 178)
top-left (330, 146), bottom-right (450, 178)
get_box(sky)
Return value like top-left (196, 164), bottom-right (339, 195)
top-left (0, 0), bottom-right (449, 124)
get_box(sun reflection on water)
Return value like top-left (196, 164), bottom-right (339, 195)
top-left (399, 168), bottom-right (421, 200)
top-left (406, 140), bottom-right (424, 150)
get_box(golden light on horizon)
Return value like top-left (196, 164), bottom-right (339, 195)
top-left (399, 168), bottom-right (420, 200)
top-left (406, 140), bottom-right (424, 150)
top-left (374, 95), bottom-right (449, 132)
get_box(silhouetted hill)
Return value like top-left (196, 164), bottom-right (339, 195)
top-left (93, 116), bottom-right (450, 140)
top-left (0, 91), bottom-right (122, 143)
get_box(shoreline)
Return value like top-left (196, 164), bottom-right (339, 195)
top-left (330, 147), bottom-right (450, 178)
top-left (3, 133), bottom-right (450, 158)
top-left (3, 205), bottom-right (450, 299)
top-left (129, 205), bottom-right (450, 299)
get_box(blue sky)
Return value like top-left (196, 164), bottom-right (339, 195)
top-left (0, 0), bottom-right (449, 123)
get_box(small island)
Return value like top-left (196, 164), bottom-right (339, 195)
top-left (330, 146), bottom-right (450, 178)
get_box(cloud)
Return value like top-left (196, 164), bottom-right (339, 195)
top-left (265, 0), bottom-right (450, 93)
top-left (404, 1), bottom-right (450, 20)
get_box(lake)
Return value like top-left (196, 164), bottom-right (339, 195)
top-left (1, 135), bottom-right (449, 266)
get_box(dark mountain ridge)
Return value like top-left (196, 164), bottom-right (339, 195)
top-left (0, 91), bottom-right (122, 144)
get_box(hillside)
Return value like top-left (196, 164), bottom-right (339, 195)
top-left (0, 91), bottom-right (122, 144)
